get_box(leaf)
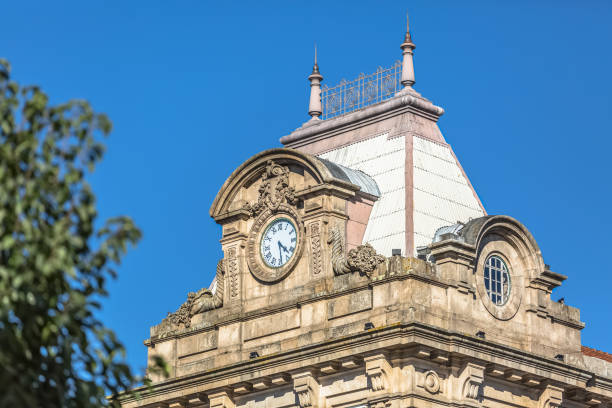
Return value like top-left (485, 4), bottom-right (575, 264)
top-left (0, 58), bottom-right (149, 407)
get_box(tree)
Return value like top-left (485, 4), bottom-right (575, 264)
top-left (0, 59), bottom-right (143, 407)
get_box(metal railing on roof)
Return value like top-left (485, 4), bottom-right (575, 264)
top-left (321, 61), bottom-right (401, 120)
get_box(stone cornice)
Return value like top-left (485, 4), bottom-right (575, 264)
top-left (120, 322), bottom-right (611, 406)
top-left (280, 93), bottom-right (445, 148)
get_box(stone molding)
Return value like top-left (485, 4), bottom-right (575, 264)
top-left (121, 322), bottom-right (612, 407)
top-left (293, 370), bottom-right (320, 408)
top-left (210, 148), bottom-right (361, 221)
top-left (281, 92), bottom-right (445, 147)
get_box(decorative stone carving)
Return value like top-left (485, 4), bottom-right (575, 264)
top-left (328, 224), bottom-right (385, 278)
top-left (162, 259), bottom-right (225, 329)
top-left (244, 160), bottom-right (297, 217)
top-left (457, 362), bottom-right (484, 401)
top-left (365, 353), bottom-right (392, 393)
top-left (226, 247), bottom-right (239, 298)
top-left (538, 385), bottom-right (563, 408)
top-left (293, 371), bottom-right (319, 408)
top-left (424, 370), bottom-right (440, 394)
top-left (309, 221), bottom-right (322, 275)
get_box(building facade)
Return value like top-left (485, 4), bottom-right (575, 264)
top-left (119, 17), bottom-right (612, 408)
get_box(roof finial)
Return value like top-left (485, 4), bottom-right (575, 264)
top-left (406, 11), bottom-right (410, 32)
top-left (308, 44), bottom-right (323, 120)
top-left (400, 11), bottom-right (416, 89)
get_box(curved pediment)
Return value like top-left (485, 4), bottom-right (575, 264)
top-left (209, 148), bottom-right (379, 222)
top-left (461, 215), bottom-right (546, 280)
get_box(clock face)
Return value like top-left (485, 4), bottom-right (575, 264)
top-left (260, 218), bottom-right (297, 268)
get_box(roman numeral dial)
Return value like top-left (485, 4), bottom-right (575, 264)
top-left (260, 218), bottom-right (297, 268)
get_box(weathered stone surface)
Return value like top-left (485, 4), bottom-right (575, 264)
top-left (327, 289), bottom-right (372, 320)
top-left (243, 308), bottom-right (301, 341)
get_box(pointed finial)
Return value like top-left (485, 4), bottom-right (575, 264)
top-left (403, 11), bottom-right (414, 44)
top-left (311, 43), bottom-right (320, 75)
top-left (400, 11), bottom-right (416, 89)
top-left (308, 44), bottom-right (323, 119)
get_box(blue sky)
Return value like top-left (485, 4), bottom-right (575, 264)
top-left (2, 1), bottom-right (611, 374)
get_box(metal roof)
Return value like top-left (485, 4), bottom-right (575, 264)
top-left (412, 136), bottom-right (485, 249)
top-left (315, 157), bottom-right (381, 197)
top-left (318, 133), bottom-right (406, 257)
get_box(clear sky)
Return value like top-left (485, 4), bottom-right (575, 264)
top-left (2, 1), bottom-right (611, 374)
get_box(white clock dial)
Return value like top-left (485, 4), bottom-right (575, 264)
top-left (260, 218), bottom-right (297, 268)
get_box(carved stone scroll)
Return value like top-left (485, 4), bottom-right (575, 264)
top-left (162, 259), bottom-right (225, 330)
top-left (328, 223), bottom-right (385, 278)
top-left (293, 371), bottom-right (319, 408)
top-left (244, 160), bottom-right (297, 217)
top-left (457, 362), bottom-right (485, 401)
top-left (309, 221), bottom-right (322, 275)
top-left (365, 353), bottom-right (392, 393)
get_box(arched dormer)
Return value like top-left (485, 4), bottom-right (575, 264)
top-left (208, 148), bottom-right (380, 311)
top-left (428, 215), bottom-right (583, 356)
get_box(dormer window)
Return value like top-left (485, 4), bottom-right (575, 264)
top-left (484, 255), bottom-right (511, 305)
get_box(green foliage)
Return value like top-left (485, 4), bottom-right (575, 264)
top-left (0, 59), bottom-right (145, 407)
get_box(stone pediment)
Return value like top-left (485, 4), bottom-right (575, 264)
top-left (154, 148), bottom-right (383, 336)
top-left (209, 148), bottom-right (379, 221)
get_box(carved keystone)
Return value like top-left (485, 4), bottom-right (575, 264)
top-left (293, 370), bottom-right (320, 408)
top-left (538, 385), bottom-right (563, 408)
top-left (457, 362), bottom-right (485, 401)
top-left (365, 353), bottom-right (392, 393)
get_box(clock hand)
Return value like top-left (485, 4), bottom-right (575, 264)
top-left (277, 241), bottom-right (283, 263)
top-left (278, 241), bottom-right (290, 254)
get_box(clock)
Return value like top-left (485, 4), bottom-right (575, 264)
top-left (260, 218), bottom-right (297, 268)
top-left (246, 206), bottom-right (303, 283)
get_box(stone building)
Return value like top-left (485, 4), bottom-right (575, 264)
top-left (118, 16), bottom-right (612, 408)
